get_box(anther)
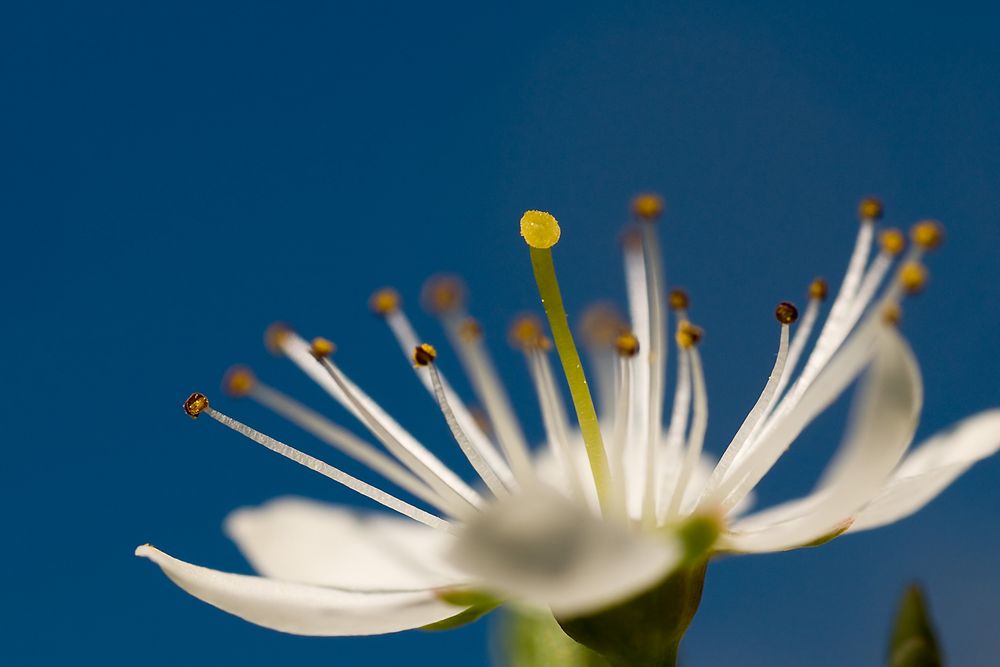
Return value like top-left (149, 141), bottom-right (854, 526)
top-left (882, 303), bottom-right (902, 326)
top-left (879, 228), bottom-right (906, 257)
top-left (310, 337), bottom-right (336, 359)
top-left (457, 318), bottom-right (482, 343)
top-left (809, 278), bottom-right (829, 301)
top-left (911, 220), bottom-right (944, 250)
top-left (676, 321), bottom-right (704, 349)
top-left (632, 193), bottom-right (665, 221)
top-left (775, 302), bottom-right (799, 325)
top-left (413, 343), bottom-right (438, 367)
top-left (223, 365), bottom-right (256, 397)
top-left (421, 275), bottom-right (466, 314)
top-left (579, 303), bottom-right (625, 347)
top-left (858, 197), bottom-right (884, 221)
top-left (668, 288), bottom-right (690, 311)
top-left (369, 287), bottom-right (401, 316)
top-left (520, 210), bottom-right (561, 249)
top-left (509, 314), bottom-right (546, 350)
top-left (264, 322), bottom-right (293, 355)
top-left (615, 331), bottom-right (640, 358)
top-left (899, 262), bottom-right (928, 294)
top-left (183, 392), bottom-right (209, 419)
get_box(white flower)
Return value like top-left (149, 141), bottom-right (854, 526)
top-left (138, 197), bottom-right (1000, 641)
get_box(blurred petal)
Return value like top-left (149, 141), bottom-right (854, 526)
top-left (135, 545), bottom-right (465, 636)
top-left (225, 496), bottom-right (466, 590)
top-left (725, 329), bottom-right (922, 552)
top-left (851, 410), bottom-right (1000, 531)
top-left (447, 485), bottom-right (680, 616)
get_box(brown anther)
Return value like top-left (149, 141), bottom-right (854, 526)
top-left (619, 227), bottom-right (643, 250)
top-left (775, 301), bottom-right (799, 325)
top-left (369, 287), bottom-right (401, 316)
top-left (882, 303), bottom-right (902, 326)
top-left (676, 321), bottom-right (704, 349)
top-left (421, 275), bottom-right (466, 314)
top-left (223, 366), bottom-right (255, 397)
top-left (879, 228), bottom-right (906, 257)
top-left (899, 262), bottom-right (928, 294)
top-left (631, 193), bottom-right (665, 221)
top-left (668, 288), bottom-right (690, 311)
top-left (264, 322), bottom-right (293, 355)
top-left (579, 302), bottom-right (625, 347)
top-left (809, 277), bottom-right (829, 301)
top-left (509, 314), bottom-right (546, 350)
top-left (858, 197), bottom-right (884, 221)
top-left (457, 318), bottom-right (482, 343)
top-left (469, 405), bottom-right (493, 436)
top-left (615, 331), bottom-right (640, 358)
top-left (910, 220), bottom-right (944, 250)
top-left (413, 343), bottom-right (437, 367)
top-left (310, 337), bottom-right (336, 359)
top-left (183, 392), bottom-right (209, 419)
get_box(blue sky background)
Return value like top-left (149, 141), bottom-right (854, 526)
top-left (3, 2), bottom-right (999, 665)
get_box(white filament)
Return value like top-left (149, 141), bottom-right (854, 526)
top-left (665, 347), bottom-right (708, 520)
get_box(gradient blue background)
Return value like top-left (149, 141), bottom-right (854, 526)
top-left (3, 2), bottom-right (999, 665)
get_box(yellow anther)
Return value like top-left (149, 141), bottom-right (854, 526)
top-left (457, 317), bottom-right (482, 342)
top-left (775, 301), bottom-right (799, 325)
top-left (676, 320), bottom-right (704, 349)
top-left (882, 303), bottom-right (902, 326)
top-left (183, 392), bottom-right (209, 419)
top-left (668, 288), bottom-right (690, 311)
top-left (223, 365), bottom-right (255, 397)
top-left (264, 322), bottom-right (293, 355)
top-left (911, 220), bottom-right (944, 250)
top-left (520, 210), bottom-right (561, 249)
top-left (509, 314), bottom-right (546, 350)
top-left (615, 331), bottom-right (640, 358)
top-left (632, 193), bottom-right (665, 221)
top-left (413, 343), bottom-right (438, 367)
top-left (421, 274), bottom-right (466, 314)
top-left (899, 262), bottom-right (928, 294)
top-left (879, 228), bottom-right (906, 257)
top-left (369, 287), bottom-right (401, 316)
top-left (809, 277), bottom-right (829, 301)
top-left (579, 302), bottom-right (625, 347)
top-left (310, 337), bottom-right (336, 359)
top-left (858, 197), bottom-right (884, 221)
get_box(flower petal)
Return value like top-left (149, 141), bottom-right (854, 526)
top-left (724, 328), bottom-right (922, 553)
top-left (135, 544), bottom-right (466, 636)
top-left (447, 485), bottom-right (680, 616)
top-left (224, 496), bottom-right (468, 590)
top-left (851, 410), bottom-right (1000, 531)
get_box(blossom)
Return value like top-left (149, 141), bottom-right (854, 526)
top-left (138, 197), bottom-right (999, 657)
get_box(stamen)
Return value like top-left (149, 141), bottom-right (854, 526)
top-left (224, 367), bottom-right (449, 513)
top-left (615, 331), bottom-right (640, 358)
top-left (522, 210), bottom-right (612, 510)
top-left (369, 287), bottom-right (402, 316)
top-left (809, 277), bottom-right (829, 301)
top-left (675, 321), bottom-right (704, 349)
top-left (858, 197), bottom-right (885, 222)
top-left (879, 228), bottom-right (907, 257)
top-left (416, 345), bottom-right (509, 497)
top-left (264, 322), bottom-right (294, 356)
top-left (668, 288), bottom-right (690, 312)
top-left (899, 262), bottom-right (928, 294)
top-left (882, 303), bottom-right (902, 326)
top-left (658, 340), bottom-right (691, 523)
top-left (910, 220), bottom-right (944, 251)
top-left (622, 229), bottom-right (651, 505)
top-left (665, 340), bottom-right (708, 520)
top-left (420, 274), bottom-right (466, 315)
top-left (632, 193), bottom-right (666, 221)
top-left (183, 392), bottom-right (209, 419)
top-left (194, 398), bottom-right (452, 531)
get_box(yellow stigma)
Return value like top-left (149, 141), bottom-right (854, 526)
top-left (809, 277), bottom-right (829, 301)
top-left (615, 331), bottom-right (640, 358)
top-left (509, 314), bottom-right (546, 350)
top-left (858, 197), bottom-right (884, 221)
top-left (632, 193), bottom-right (665, 221)
top-left (911, 220), bottom-right (944, 250)
top-left (879, 228), bottom-right (906, 257)
top-left (369, 287), bottom-right (401, 316)
top-left (676, 320), bottom-right (704, 349)
top-left (310, 337), bottom-right (336, 359)
top-left (264, 322), bottom-right (293, 355)
top-left (413, 342), bottom-right (438, 367)
top-left (775, 301), bottom-right (799, 325)
top-left (457, 317), bottom-right (482, 342)
top-left (579, 302), bottom-right (624, 347)
top-left (183, 392), bottom-right (209, 419)
top-left (899, 262), bottom-right (928, 294)
top-left (421, 274), bottom-right (466, 314)
top-left (882, 303), bottom-right (902, 326)
top-left (668, 288), bottom-right (690, 311)
top-left (223, 365), bottom-right (255, 397)
top-left (520, 210), bottom-right (561, 249)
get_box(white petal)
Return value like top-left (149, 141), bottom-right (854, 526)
top-left (224, 497), bottom-right (469, 591)
top-left (851, 410), bottom-right (1000, 531)
top-left (135, 545), bottom-right (465, 636)
top-left (724, 328), bottom-right (922, 552)
top-left (447, 485), bottom-right (680, 616)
